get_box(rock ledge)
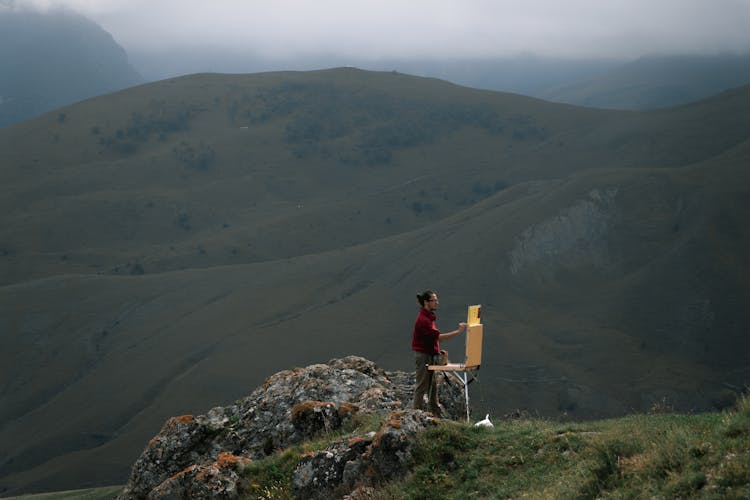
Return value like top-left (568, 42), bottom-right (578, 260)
top-left (118, 356), bottom-right (465, 499)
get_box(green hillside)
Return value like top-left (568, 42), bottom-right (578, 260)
top-left (1, 68), bottom-right (750, 495)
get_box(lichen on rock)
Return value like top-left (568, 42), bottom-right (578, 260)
top-left (118, 355), bottom-right (466, 499)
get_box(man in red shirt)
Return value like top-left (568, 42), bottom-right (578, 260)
top-left (412, 290), bottom-right (467, 416)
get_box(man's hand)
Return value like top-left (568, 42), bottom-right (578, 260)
top-left (458, 322), bottom-right (468, 332)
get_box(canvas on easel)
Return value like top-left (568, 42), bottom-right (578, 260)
top-left (467, 304), bottom-right (481, 326)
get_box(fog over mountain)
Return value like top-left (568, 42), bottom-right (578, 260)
top-left (3, 0), bottom-right (750, 124)
top-left (6, 0), bottom-right (750, 116)
top-left (541, 53), bottom-right (750, 110)
top-left (24, 0), bottom-right (750, 60)
top-left (0, 6), bottom-right (142, 128)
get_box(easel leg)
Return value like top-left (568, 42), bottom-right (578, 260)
top-left (462, 372), bottom-right (470, 422)
top-left (443, 371), bottom-right (472, 422)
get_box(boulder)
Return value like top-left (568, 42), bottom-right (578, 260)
top-left (291, 409), bottom-right (440, 498)
top-left (147, 452), bottom-right (251, 499)
top-left (118, 356), bottom-right (466, 499)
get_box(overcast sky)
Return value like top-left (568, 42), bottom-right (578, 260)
top-left (14, 0), bottom-right (750, 60)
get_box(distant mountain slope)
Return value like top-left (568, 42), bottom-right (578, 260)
top-left (1, 69), bottom-right (749, 494)
top-left (0, 7), bottom-right (142, 128)
top-left (540, 54), bottom-right (750, 109)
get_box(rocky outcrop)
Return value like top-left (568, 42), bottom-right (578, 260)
top-left (291, 409), bottom-right (439, 499)
top-left (118, 356), bottom-right (465, 499)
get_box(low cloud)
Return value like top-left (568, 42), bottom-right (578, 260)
top-left (13, 0), bottom-right (750, 60)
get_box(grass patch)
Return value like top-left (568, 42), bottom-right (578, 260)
top-left (385, 395), bottom-right (750, 499)
top-left (241, 448), bottom-right (299, 500)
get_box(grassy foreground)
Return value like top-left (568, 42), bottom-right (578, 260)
top-left (7, 396), bottom-right (750, 499)
top-left (387, 405), bottom-right (750, 499)
top-left (244, 394), bottom-right (750, 498)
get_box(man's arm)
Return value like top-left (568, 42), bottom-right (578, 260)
top-left (438, 322), bottom-right (467, 341)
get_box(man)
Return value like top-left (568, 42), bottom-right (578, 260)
top-left (411, 290), bottom-right (467, 416)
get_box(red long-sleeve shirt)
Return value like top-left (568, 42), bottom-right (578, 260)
top-left (411, 307), bottom-right (440, 355)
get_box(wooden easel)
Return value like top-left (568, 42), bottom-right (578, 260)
top-left (428, 305), bottom-right (483, 422)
